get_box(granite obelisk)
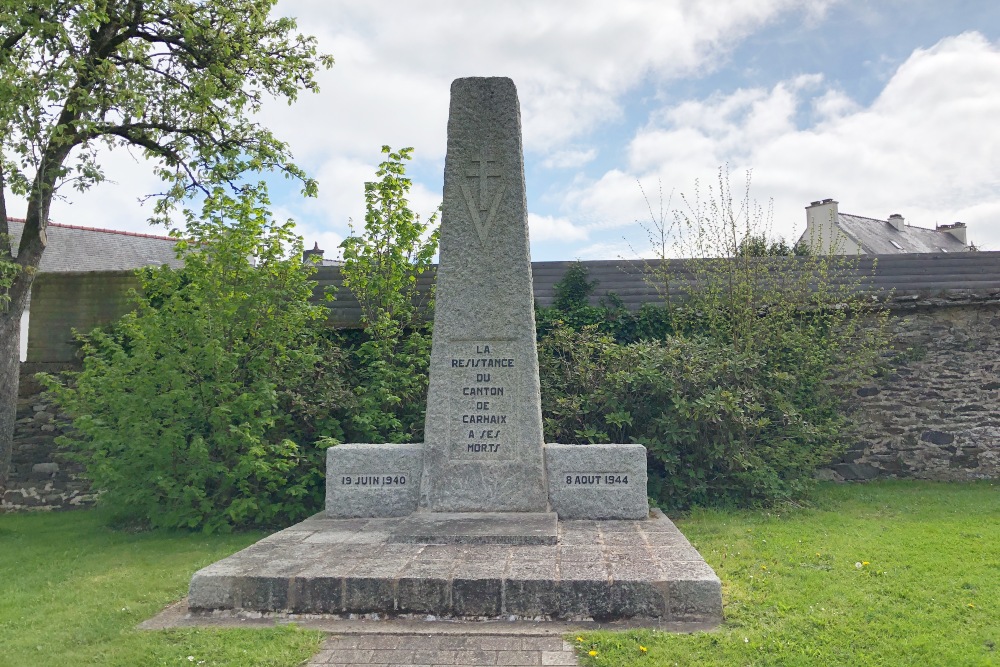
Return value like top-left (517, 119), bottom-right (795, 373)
top-left (418, 77), bottom-right (548, 512)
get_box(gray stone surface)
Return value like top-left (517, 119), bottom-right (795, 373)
top-left (390, 512), bottom-right (558, 545)
top-left (544, 444), bottom-right (649, 520)
top-left (326, 443), bottom-right (423, 518)
top-left (420, 77), bottom-right (548, 513)
top-left (306, 634), bottom-right (579, 666)
top-left (187, 509), bottom-right (723, 624)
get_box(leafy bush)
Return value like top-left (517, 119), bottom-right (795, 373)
top-left (540, 325), bottom-right (850, 508)
top-left (43, 188), bottom-right (348, 532)
top-left (539, 170), bottom-right (891, 509)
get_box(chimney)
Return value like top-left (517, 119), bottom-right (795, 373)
top-left (803, 199), bottom-right (840, 252)
top-left (937, 222), bottom-right (967, 245)
top-left (887, 213), bottom-right (905, 231)
top-left (303, 241), bottom-right (324, 264)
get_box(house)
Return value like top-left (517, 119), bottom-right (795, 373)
top-left (798, 199), bottom-right (973, 255)
top-left (302, 241), bottom-right (343, 266)
top-left (6, 218), bottom-right (182, 361)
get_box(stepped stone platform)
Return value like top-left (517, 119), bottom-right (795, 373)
top-left (188, 508), bottom-right (722, 624)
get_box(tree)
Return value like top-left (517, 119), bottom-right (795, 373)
top-left (337, 146), bottom-right (439, 442)
top-left (340, 146), bottom-right (439, 339)
top-left (0, 0), bottom-right (332, 490)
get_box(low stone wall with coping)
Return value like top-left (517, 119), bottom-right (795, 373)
top-left (827, 292), bottom-right (1000, 482)
top-left (2, 363), bottom-right (96, 511)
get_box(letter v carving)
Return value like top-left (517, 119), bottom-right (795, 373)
top-left (461, 181), bottom-right (507, 244)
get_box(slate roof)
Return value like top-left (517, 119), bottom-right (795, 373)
top-left (832, 213), bottom-right (968, 254)
top-left (6, 218), bottom-right (182, 272)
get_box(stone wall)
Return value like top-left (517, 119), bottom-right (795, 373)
top-left (2, 363), bottom-right (96, 511)
top-left (827, 294), bottom-right (1000, 481)
top-left (5, 294), bottom-right (998, 512)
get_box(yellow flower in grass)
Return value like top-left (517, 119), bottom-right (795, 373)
top-left (639, 645), bottom-right (648, 653)
top-left (589, 650), bottom-right (599, 657)
top-left (576, 636), bottom-right (584, 642)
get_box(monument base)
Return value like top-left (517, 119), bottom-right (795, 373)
top-left (390, 512), bottom-right (558, 545)
top-left (188, 509), bottom-right (723, 624)
top-left (326, 443), bottom-right (651, 520)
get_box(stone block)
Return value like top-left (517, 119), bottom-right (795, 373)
top-left (544, 443), bottom-right (649, 519)
top-left (452, 574), bottom-right (502, 616)
top-left (659, 560), bottom-right (724, 623)
top-left (325, 443), bottom-right (423, 518)
top-left (343, 577), bottom-right (396, 613)
top-left (397, 575), bottom-right (451, 614)
top-left (290, 575), bottom-right (343, 614)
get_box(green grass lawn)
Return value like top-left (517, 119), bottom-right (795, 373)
top-left (2, 482), bottom-right (997, 666)
top-left (575, 481), bottom-right (1000, 667)
top-left (0, 509), bottom-right (322, 667)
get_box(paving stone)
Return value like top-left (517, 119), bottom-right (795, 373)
top-left (650, 543), bottom-right (705, 562)
top-left (556, 546), bottom-right (603, 563)
top-left (392, 512), bottom-right (558, 546)
top-left (540, 650), bottom-right (578, 665)
top-left (496, 650), bottom-right (542, 665)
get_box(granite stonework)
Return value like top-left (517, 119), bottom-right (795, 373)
top-left (325, 444), bottom-right (423, 518)
top-left (545, 444), bottom-right (648, 520)
top-left (188, 508), bottom-right (722, 624)
top-left (824, 299), bottom-right (1000, 481)
top-left (419, 77), bottom-right (549, 513)
top-left (389, 512), bottom-right (558, 546)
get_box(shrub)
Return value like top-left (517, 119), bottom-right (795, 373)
top-left (42, 188), bottom-right (348, 532)
top-left (539, 169), bottom-right (891, 509)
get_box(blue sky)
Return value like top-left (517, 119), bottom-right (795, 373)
top-left (33, 0), bottom-right (1000, 259)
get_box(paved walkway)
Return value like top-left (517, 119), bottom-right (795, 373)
top-left (306, 633), bottom-right (578, 666)
top-left (142, 599), bottom-right (714, 666)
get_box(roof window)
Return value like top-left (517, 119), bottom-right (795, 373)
top-left (889, 240), bottom-right (903, 250)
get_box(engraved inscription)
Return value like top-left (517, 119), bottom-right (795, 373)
top-left (340, 474), bottom-right (407, 487)
top-left (460, 145), bottom-right (506, 243)
top-left (563, 473), bottom-right (630, 486)
top-left (449, 340), bottom-right (516, 460)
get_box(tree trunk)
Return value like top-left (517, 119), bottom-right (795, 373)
top-left (0, 308), bottom-right (20, 494)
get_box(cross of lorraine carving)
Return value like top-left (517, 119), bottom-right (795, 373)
top-left (461, 145), bottom-right (507, 243)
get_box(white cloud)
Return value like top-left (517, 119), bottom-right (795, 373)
top-left (567, 31), bottom-right (1000, 252)
top-left (541, 148), bottom-right (597, 169)
top-left (528, 213), bottom-right (589, 244)
top-left (263, 0), bottom-right (834, 224)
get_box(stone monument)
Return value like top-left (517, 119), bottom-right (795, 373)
top-left (421, 77), bottom-right (547, 513)
top-left (325, 77), bottom-right (649, 524)
top-left (187, 78), bottom-right (722, 624)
